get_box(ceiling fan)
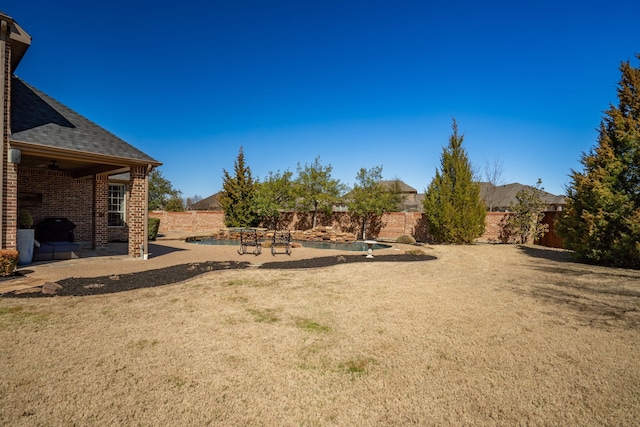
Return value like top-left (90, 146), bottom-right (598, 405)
top-left (48, 160), bottom-right (60, 170)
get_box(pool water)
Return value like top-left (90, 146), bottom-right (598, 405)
top-left (299, 240), bottom-right (392, 251)
top-left (187, 237), bottom-right (391, 252)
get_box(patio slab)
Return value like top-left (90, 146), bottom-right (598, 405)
top-left (1, 237), bottom-right (403, 295)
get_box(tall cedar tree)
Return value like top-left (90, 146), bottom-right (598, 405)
top-left (558, 56), bottom-right (640, 268)
top-left (295, 157), bottom-right (346, 229)
top-left (423, 119), bottom-right (486, 243)
top-left (220, 147), bottom-right (258, 227)
top-left (348, 166), bottom-right (402, 240)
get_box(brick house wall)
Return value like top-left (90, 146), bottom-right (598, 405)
top-left (94, 174), bottom-right (109, 247)
top-left (15, 167), bottom-right (157, 253)
top-left (1, 24), bottom-right (16, 249)
top-left (105, 176), bottom-right (129, 243)
top-left (17, 168), bottom-right (94, 244)
top-left (127, 166), bottom-right (148, 258)
top-left (2, 162), bottom-right (18, 249)
top-left (17, 167), bottom-right (153, 255)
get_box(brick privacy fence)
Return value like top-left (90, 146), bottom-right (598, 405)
top-left (150, 210), bottom-right (226, 233)
top-left (149, 210), bottom-right (544, 244)
top-left (149, 211), bottom-right (425, 240)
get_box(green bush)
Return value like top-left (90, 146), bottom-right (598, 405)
top-left (0, 250), bottom-right (19, 276)
top-left (148, 218), bottom-right (160, 241)
top-left (18, 211), bottom-right (33, 229)
top-left (396, 234), bottom-right (416, 244)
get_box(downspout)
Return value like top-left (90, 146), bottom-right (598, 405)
top-left (0, 19), bottom-right (7, 249)
top-left (143, 164), bottom-right (151, 259)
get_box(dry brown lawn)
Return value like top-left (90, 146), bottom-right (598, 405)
top-left (1, 244), bottom-right (639, 426)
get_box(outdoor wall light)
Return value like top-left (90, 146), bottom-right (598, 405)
top-left (7, 148), bottom-right (21, 164)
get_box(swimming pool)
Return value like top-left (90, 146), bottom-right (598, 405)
top-left (187, 237), bottom-right (392, 252)
top-left (297, 240), bottom-right (392, 251)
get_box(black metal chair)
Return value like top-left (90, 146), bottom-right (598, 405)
top-left (237, 228), bottom-right (262, 255)
top-left (271, 230), bottom-right (291, 256)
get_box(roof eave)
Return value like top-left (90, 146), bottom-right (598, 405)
top-left (0, 13), bottom-right (32, 71)
top-left (9, 138), bottom-right (162, 168)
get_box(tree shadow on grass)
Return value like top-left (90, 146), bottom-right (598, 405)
top-left (519, 245), bottom-right (640, 280)
top-left (514, 245), bottom-right (640, 330)
top-left (260, 254), bottom-right (436, 269)
top-left (514, 283), bottom-right (640, 330)
top-left (518, 245), bottom-right (575, 264)
top-left (2, 254), bottom-right (436, 298)
top-left (5, 261), bottom-right (252, 298)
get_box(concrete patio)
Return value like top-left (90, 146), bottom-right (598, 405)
top-left (1, 233), bottom-right (403, 295)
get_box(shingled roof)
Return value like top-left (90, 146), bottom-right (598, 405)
top-left (380, 180), bottom-right (417, 193)
top-left (479, 182), bottom-right (565, 211)
top-left (10, 76), bottom-right (160, 166)
top-left (189, 192), bottom-right (223, 211)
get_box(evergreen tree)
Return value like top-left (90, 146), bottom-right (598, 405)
top-left (220, 147), bottom-right (258, 227)
top-left (558, 56), bottom-right (640, 268)
top-left (348, 166), bottom-right (402, 240)
top-left (423, 119), bottom-right (486, 243)
top-left (295, 157), bottom-right (346, 228)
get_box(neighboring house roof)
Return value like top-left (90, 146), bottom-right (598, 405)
top-left (190, 192), bottom-right (223, 211)
top-left (339, 179), bottom-right (423, 212)
top-left (479, 182), bottom-right (565, 211)
top-left (10, 76), bottom-right (160, 167)
top-left (380, 180), bottom-right (417, 194)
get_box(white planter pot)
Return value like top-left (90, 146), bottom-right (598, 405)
top-left (17, 229), bottom-right (35, 265)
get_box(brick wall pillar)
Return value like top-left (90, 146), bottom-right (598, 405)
top-left (127, 166), bottom-right (148, 258)
top-left (0, 20), bottom-right (17, 250)
top-left (93, 174), bottom-right (109, 249)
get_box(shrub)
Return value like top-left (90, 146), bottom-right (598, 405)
top-left (18, 211), bottom-right (33, 229)
top-left (501, 179), bottom-right (549, 244)
top-left (396, 234), bottom-right (416, 245)
top-left (404, 248), bottom-right (426, 256)
top-left (148, 218), bottom-right (160, 241)
top-left (0, 250), bottom-right (19, 276)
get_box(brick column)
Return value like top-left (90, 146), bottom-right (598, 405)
top-left (93, 174), bottom-right (108, 249)
top-left (127, 166), bottom-right (148, 258)
top-left (0, 20), bottom-right (15, 250)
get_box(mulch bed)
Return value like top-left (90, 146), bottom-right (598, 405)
top-left (1, 254), bottom-right (435, 298)
top-left (259, 254), bottom-right (436, 269)
top-left (0, 272), bottom-right (25, 281)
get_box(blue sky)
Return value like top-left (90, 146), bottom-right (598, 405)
top-left (4, 0), bottom-right (639, 198)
